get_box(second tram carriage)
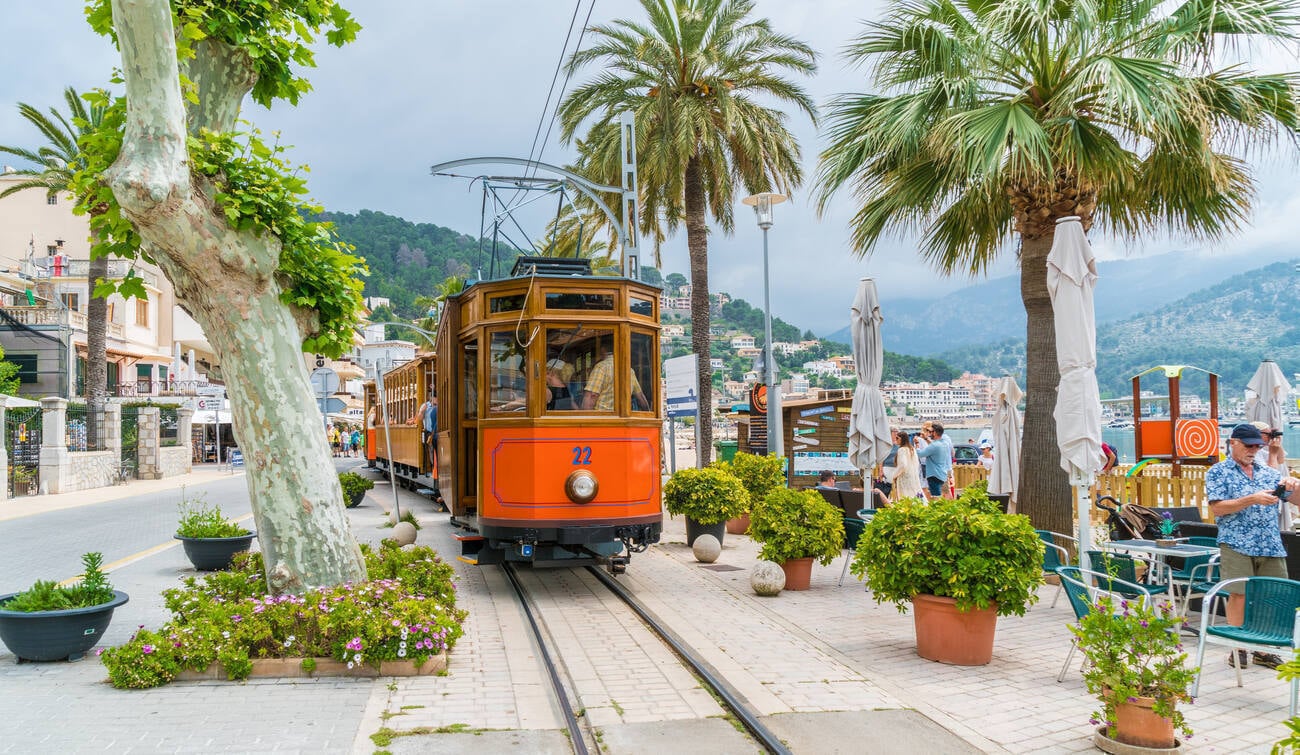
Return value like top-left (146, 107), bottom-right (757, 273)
top-left (365, 258), bottom-right (662, 571)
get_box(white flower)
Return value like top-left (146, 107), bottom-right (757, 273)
top-left (397, 648), bottom-right (406, 658)
top-left (287, 635), bottom-right (296, 643)
top-left (399, 641), bottom-right (407, 651)
top-left (346, 661), bottom-right (354, 669)
top-left (222, 631), bottom-right (230, 639)
top-left (353, 653), bottom-right (362, 663)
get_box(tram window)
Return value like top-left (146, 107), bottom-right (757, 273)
top-left (461, 339), bottom-right (478, 420)
top-left (488, 332), bottom-right (529, 412)
top-left (543, 327), bottom-right (617, 413)
top-left (545, 292), bottom-right (614, 311)
top-left (489, 294), bottom-right (526, 313)
top-left (629, 296), bottom-right (654, 318)
top-left (630, 331), bottom-right (655, 412)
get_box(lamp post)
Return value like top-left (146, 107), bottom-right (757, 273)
top-left (741, 192), bottom-right (786, 458)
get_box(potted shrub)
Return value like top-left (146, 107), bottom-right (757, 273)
top-left (663, 466), bottom-right (749, 546)
top-left (339, 471), bottom-right (375, 508)
top-left (0, 552), bottom-right (129, 661)
top-left (851, 486), bottom-right (1043, 665)
top-left (1073, 594), bottom-right (1193, 750)
top-left (748, 488), bottom-right (844, 590)
top-left (174, 492), bottom-right (256, 571)
top-left (717, 452), bottom-right (786, 535)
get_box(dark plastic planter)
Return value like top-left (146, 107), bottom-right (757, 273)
top-left (175, 532), bottom-right (257, 571)
top-left (0, 590), bottom-right (129, 661)
top-left (346, 489), bottom-right (366, 508)
top-left (685, 518), bottom-right (725, 547)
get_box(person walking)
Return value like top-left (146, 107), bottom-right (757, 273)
top-left (915, 421), bottom-right (953, 499)
top-left (889, 429), bottom-right (925, 501)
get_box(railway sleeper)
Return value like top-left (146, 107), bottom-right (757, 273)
top-left (457, 523), bottom-right (662, 568)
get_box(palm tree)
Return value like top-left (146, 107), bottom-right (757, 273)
top-left (558, 0), bottom-right (817, 465)
top-left (0, 87), bottom-right (112, 447)
top-left (815, 0), bottom-right (1300, 533)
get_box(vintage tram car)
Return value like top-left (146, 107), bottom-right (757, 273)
top-left (367, 259), bottom-right (662, 570)
top-left (364, 352), bottom-right (438, 493)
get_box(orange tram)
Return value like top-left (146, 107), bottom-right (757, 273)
top-left (365, 260), bottom-right (663, 572)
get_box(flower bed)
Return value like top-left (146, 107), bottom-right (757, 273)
top-left (100, 542), bottom-right (466, 689)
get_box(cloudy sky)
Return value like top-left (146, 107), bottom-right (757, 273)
top-left (2, 1), bottom-right (1298, 335)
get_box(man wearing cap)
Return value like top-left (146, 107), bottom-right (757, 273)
top-left (1206, 423), bottom-right (1300, 668)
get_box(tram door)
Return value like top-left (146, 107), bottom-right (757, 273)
top-left (459, 337), bottom-right (478, 513)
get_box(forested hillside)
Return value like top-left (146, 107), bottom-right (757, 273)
top-left (940, 260), bottom-right (1300, 396)
top-left (316, 210), bottom-right (510, 315)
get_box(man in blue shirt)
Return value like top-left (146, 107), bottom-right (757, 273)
top-left (1207, 423), bottom-right (1300, 666)
top-left (915, 421), bottom-right (953, 498)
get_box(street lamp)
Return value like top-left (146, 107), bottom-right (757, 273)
top-left (741, 192), bottom-right (786, 458)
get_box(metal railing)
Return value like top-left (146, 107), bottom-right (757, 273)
top-left (62, 259), bottom-right (157, 286)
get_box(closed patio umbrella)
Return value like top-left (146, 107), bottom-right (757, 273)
top-left (988, 376), bottom-right (1023, 507)
top-left (847, 278), bottom-right (891, 484)
top-left (1048, 217), bottom-right (1102, 565)
top-left (1245, 359), bottom-right (1291, 431)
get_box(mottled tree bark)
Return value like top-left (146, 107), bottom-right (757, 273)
top-left (86, 250), bottom-right (108, 447)
top-left (106, 0), bottom-right (364, 593)
top-left (684, 157), bottom-right (713, 467)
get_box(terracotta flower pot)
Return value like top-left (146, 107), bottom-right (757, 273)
top-left (1113, 696), bottom-right (1176, 749)
top-left (911, 594), bottom-right (997, 665)
top-left (779, 557), bottom-right (815, 590)
top-left (725, 514), bottom-right (750, 535)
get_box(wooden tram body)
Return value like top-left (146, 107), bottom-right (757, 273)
top-left (436, 271), bottom-right (663, 569)
top-left (366, 266), bottom-right (663, 569)
top-left (365, 353), bottom-right (438, 490)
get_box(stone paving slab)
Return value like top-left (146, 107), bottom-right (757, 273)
top-left (764, 710), bottom-right (984, 754)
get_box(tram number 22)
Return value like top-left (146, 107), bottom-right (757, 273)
top-left (571, 446), bottom-right (593, 465)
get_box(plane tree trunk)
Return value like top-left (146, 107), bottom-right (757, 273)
top-left (105, 0), bottom-right (364, 593)
top-left (86, 252), bottom-right (108, 448)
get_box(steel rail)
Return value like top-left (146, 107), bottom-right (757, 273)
top-left (585, 566), bottom-right (793, 755)
top-left (500, 563), bottom-right (590, 755)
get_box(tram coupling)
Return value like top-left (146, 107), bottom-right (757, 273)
top-left (606, 555), bottom-right (629, 575)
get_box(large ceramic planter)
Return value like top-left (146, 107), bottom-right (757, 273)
top-left (725, 514), bottom-right (750, 535)
top-left (1112, 696), bottom-right (1177, 749)
top-left (176, 532), bottom-right (257, 571)
top-left (911, 593), bottom-right (997, 666)
top-left (346, 489), bottom-right (366, 508)
top-left (779, 557), bottom-right (815, 591)
top-left (0, 590), bottom-right (129, 661)
top-left (685, 518), bottom-right (725, 547)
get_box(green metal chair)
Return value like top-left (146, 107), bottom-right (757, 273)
top-left (1179, 554), bottom-right (1221, 617)
top-left (1037, 530), bottom-right (1075, 608)
top-left (838, 517), bottom-right (866, 587)
top-left (1166, 536), bottom-right (1219, 611)
top-left (1055, 566), bottom-right (1153, 682)
top-left (1192, 576), bottom-right (1300, 715)
top-left (1086, 550), bottom-right (1163, 601)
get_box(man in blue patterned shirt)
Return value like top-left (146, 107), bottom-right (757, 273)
top-left (1207, 423), bottom-right (1300, 667)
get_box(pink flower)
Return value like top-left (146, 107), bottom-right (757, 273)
top-left (142, 645), bottom-right (155, 655)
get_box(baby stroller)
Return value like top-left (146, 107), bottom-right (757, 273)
top-left (1095, 496), bottom-right (1166, 541)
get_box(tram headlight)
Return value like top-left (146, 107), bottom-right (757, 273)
top-left (565, 469), bottom-right (599, 504)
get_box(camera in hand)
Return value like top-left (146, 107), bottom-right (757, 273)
top-left (1273, 484), bottom-right (1293, 502)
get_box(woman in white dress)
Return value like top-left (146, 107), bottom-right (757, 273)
top-left (890, 429), bottom-right (926, 501)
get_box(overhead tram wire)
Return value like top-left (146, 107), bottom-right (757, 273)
top-left (518, 0), bottom-right (586, 191)
top-left (531, 0), bottom-right (597, 177)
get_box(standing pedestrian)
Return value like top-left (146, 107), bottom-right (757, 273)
top-left (915, 421), bottom-right (953, 499)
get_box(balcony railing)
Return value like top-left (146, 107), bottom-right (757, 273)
top-left (113, 379), bottom-right (216, 398)
top-left (59, 259), bottom-right (157, 286)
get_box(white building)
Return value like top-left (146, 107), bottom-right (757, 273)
top-left (802, 359), bottom-right (839, 377)
top-left (729, 335), bottom-right (755, 349)
top-left (772, 341), bottom-right (802, 355)
top-left (709, 358), bottom-right (725, 371)
top-left (881, 381), bottom-right (979, 421)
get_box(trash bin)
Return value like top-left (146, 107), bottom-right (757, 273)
top-left (714, 439), bottom-right (738, 463)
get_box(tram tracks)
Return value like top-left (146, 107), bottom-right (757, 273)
top-left (501, 562), bottom-right (791, 755)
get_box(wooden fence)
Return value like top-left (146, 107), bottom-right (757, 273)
top-left (953, 460), bottom-right (1299, 523)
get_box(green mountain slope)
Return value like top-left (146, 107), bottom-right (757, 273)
top-left (939, 259), bottom-right (1300, 396)
top-left (318, 209), bottom-right (515, 315)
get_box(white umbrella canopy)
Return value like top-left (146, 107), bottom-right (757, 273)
top-left (1245, 360), bottom-right (1291, 431)
top-left (1048, 216), bottom-right (1103, 559)
top-left (847, 278), bottom-right (892, 474)
top-left (988, 376), bottom-right (1023, 503)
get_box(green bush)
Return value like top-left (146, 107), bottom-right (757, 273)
top-left (851, 486), bottom-right (1043, 616)
top-left (176, 492), bottom-right (250, 539)
top-left (663, 467), bottom-right (749, 525)
top-left (2, 553), bottom-right (116, 612)
top-left (101, 543), bottom-right (466, 689)
top-left (748, 488), bottom-right (844, 566)
top-left (714, 452), bottom-right (785, 515)
top-left (339, 472), bottom-right (376, 507)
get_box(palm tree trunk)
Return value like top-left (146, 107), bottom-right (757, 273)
top-left (86, 249), bottom-right (109, 449)
top-left (1016, 233), bottom-right (1072, 535)
top-left (685, 157), bottom-right (713, 467)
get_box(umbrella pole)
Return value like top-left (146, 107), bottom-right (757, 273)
top-left (1072, 470), bottom-right (1093, 571)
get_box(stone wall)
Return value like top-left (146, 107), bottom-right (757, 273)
top-left (66, 451), bottom-right (119, 491)
top-left (160, 446), bottom-right (191, 479)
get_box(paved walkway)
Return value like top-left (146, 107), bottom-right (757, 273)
top-left (1, 465), bottom-right (1294, 753)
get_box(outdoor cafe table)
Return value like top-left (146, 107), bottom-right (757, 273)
top-left (1102, 539), bottom-right (1219, 608)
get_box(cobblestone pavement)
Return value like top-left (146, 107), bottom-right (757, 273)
top-left (2, 464), bottom-right (1295, 754)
